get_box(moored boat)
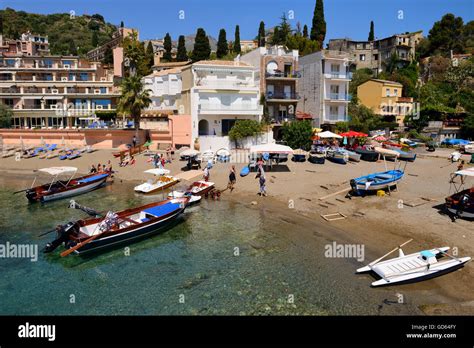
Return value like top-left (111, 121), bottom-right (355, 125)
top-left (392, 148), bottom-right (417, 162)
top-left (134, 169), bottom-right (180, 194)
top-left (350, 169), bottom-right (404, 195)
top-left (168, 180), bottom-right (215, 198)
top-left (23, 167), bottom-right (110, 203)
top-left (357, 239), bottom-right (471, 287)
top-left (43, 197), bottom-right (189, 256)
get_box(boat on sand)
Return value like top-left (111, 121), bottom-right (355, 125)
top-left (134, 169), bottom-right (180, 194)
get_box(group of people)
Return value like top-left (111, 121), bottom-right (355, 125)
top-left (119, 154), bottom-right (135, 167)
top-left (90, 160), bottom-right (113, 174)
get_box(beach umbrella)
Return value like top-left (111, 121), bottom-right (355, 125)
top-left (250, 143), bottom-right (293, 154)
top-left (317, 131), bottom-right (342, 139)
top-left (180, 149), bottom-right (201, 157)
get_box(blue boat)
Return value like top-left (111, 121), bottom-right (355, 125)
top-left (350, 169), bottom-right (404, 195)
top-left (392, 148), bottom-right (416, 162)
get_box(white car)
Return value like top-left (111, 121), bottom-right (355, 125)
top-left (463, 142), bottom-right (474, 154)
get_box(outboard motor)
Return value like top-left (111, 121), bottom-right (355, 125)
top-left (43, 222), bottom-right (76, 253)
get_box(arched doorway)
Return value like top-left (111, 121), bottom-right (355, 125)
top-left (198, 119), bottom-right (209, 136)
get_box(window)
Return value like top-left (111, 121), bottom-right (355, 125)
top-left (80, 73), bottom-right (88, 81)
top-left (394, 89), bottom-right (398, 96)
top-left (100, 87), bottom-right (107, 94)
top-left (373, 54), bottom-right (378, 61)
top-left (330, 64), bottom-right (340, 73)
top-left (4, 99), bottom-right (14, 106)
top-left (329, 106), bottom-right (338, 115)
top-left (359, 54), bottom-right (366, 61)
top-left (386, 88), bottom-right (390, 97)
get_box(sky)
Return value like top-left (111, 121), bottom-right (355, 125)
top-left (2, 0), bottom-right (473, 42)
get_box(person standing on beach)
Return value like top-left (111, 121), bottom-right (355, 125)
top-left (228, 165), bottom-right (236, 192)
top-left (132, 135), bottom-right (137, 148)
top-left (203, 166), bottom-right (210, 182)
top-left (258, 173), bottom-right (267, 196)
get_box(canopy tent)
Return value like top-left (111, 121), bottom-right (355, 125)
top-left (339, 130), bottom-right (368, 137)
top-left (180, 149), bottom-right (200, 157)
top-left (454, 167), bottom-right (474, 177)
top-left (144, 168), bottom-right (171, 176)
top-left (250, 143), bottom-right (293, 154)
top-left (37, 167), bottom-right (78, 176)
top-left (316, 131), bottom-right (342, 139)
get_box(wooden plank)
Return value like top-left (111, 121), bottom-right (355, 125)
top-left (318, 187), bottom-right (351, 201)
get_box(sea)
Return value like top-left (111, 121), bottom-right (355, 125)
top-left (0, 174), bottom-right (422, 315)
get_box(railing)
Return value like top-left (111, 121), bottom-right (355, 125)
top-left (266, 71), bottom-right (300, 78)
top-left (326, 93), bottom-right (351, 101)
top-left (324, 72), bottom-right (353, 79)
top-left (197, 80), bottom-right (256, 88)
top-left (199, 103), bottom-right (261, 111)
top-left (326, 114), bottom-right (349, 122)
top-left (266, 92), bottom-right (300, 100)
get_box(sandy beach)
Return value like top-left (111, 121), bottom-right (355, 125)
top-left (1, 147), bottom-right (473, 315)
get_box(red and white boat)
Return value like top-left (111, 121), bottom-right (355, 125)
top-left (168, 180), bottom-right (215, 199)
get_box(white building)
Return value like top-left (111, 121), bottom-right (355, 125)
top-left (180, 60), bottom-right (263, 150)
top-left (297, 50), bottom-right (353, 127)
top-left (142, 68), bottom-right (182, 113)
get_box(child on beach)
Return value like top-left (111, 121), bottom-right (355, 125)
top-left (203, 166), bottom-right (210, 182)
top-left (228, 165), bottom-right (236, 192)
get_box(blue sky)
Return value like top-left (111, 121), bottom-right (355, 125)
top-left (2, 0), bottom-right (473, 42)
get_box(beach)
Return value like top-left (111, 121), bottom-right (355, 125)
top-left (0, 147), bottom-right (473, 315)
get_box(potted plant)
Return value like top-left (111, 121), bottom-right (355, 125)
top-left (194, 137), bottom-right (200, 151)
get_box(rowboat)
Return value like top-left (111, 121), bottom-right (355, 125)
top-left (355, 147), bottom-right (379, 162)
top-left (24, 167), bottom-right (110, 203)
top-left (134, 169), bottom-right (180, 194)
top-left (326, 148), bottom-right (349, 164)
top-left (374, 146), bottom-right (399, 160)
top-left (392, 148), bottom-right (417, 162)
top-left (308, 153), bottom-right (325, 164)
top-left (43, 197), bottom-right (189, 256)
top-left (445, 167), bottom-right (474, 219)
top-left (341, 149), bottom-right (361, 162)
top-left (357, 239), bottom-right (471, 287)
top-left (350, 169), bottom-right (404, 194)
top-left (168, 180), bottom-right (215, 198)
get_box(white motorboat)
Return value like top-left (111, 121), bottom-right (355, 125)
top-left (357, 239), bottom-right (471, 287)
top-left (134, 169), bottom-right (180, 194)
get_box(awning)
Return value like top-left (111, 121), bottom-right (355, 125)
top-left (37, 167), bottom-right (77, 176)
top-left (144, 168), bottom-right (170, 176)
top-left (250, 143), bottom-right (293, 154)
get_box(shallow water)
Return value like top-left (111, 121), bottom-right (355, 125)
top-left (0, 175), bottom-right (421, 315)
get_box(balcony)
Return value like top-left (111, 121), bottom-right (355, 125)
top-left (266, 71), bottom-right (300, 79)
top-left (196, 80), bottom-right (256, 89)
top-left (199, 102), bottom-right (262, 114)
top-left (325, 93), bottom-right (352, 102)
top-left (325, 114), bottom-right (350, 123)
top-left (324, 72), bottom-right (353, 80)
top-left (266, 92), bottom-right (300, 102)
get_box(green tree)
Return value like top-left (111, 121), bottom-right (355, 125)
top-left (228, 120), bottom-right (264, 146)
top-left (120, 21), bottom-right (124, 28)
top-left (123, 30), bottom-right (146, 76)
top-left (271, 27), bottom-right (281, 45)
top-left (0, 13), bottom-right (3, 34)
top-left (461, 114), bottom-right (474, 139)
top-left (258, 21), bottom-right (266, 47)
top-left (176, 35), bottom-right (188, 62)
top-left (163, 33), bottom-right (172, 61)
top-left (103, 45), bottom-right (114, 65)
top-left (303, 24), bottom-right (308, 38)
top-left (347, 102), bottom-right (381, 133)
top-left (463, 21), bottom-right (474, 53)
top-left (192, 28), bottom-right (211, 61)
top-left (428, 13), bottom-right (465, 55)
top-left (68, 39), bottom-right (78, 55)
top-left (282, 120), bottom-right (313, 150)
top-left (368, 21), bottom-right (374, 41)
top-left (310, 0), bottom-right (326, 47)
top-left (216, 29), bottom-right (228, 58)
top-left (91, 30), bottom-right (99, 47)
top-left (145, 41), bottom-right (155, 70)
top-left (117, 75), bottom-right (152, 130)
top-left (349, 68), bottom-right (374, 97)
top-left (0, 104), bottom-right (13, 128)
top-left (233, 25), bottom-right (241, 54)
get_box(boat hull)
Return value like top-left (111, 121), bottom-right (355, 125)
top-left (355, 149), bottom-right (379, 162)
top-left (134, 178), bottom-right (179, 194)
top-left (308, 154), bottom-right (325, 164)
top-left (445, 188), bottom-right (474, 219)
top-left (351, 170), bottom-right (404, 193)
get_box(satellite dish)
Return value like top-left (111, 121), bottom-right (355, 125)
top-left (266, 61), bottom-right (278, 74)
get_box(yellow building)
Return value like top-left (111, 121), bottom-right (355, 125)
top-left (357, 79), bottom-right (414, 125)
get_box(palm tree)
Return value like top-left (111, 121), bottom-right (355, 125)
top-left (117, 75), bottom-right (151, 130)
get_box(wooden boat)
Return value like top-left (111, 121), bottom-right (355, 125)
top-left (357, 239), bottom-right (471, 287)
top-left (134, 169), bottom-right (180, 194)
top-left (326, 148), bottom-right (348, 164)
top-left (24, 167), bottom-right (110, 203)
top-left (392, 148), bottom-right (416, 162)
top-left (445, 167), bottom-right (474, 219)
top-left (350, 169), bottom-right (404, 194)
top-left (168, 180), bottom-right (215, 198)
top-left (308, 153), bottom-right (325, 164)
top-left (355, 147), bottom-right (379, 162)
top-left (342, 149), bottom-right (361, 162)
top-left (374, 146), bottom-right (399, 160)
top-left (43, 197), bottom-right (189, 256)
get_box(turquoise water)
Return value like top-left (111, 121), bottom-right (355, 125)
top-left (0, 175), bottom-right (420, 315)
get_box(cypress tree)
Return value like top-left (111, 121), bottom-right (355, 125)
top-left (192, 28), bottom-right (211, 61)
top-left (368, 21), bottom-right (375, 41)
top-left (258, 21), bottom-right (266, 47)
top-left (163, 33), bottom-right (172, 61)
top-left (233, 25), bottom-right (241, 54)
top-left (272, 27), bottom-right (280, 45)
top-left (303, 24), bottom-right (308, 38)
top-left (146, 41), bottom-right (154, 68)
top-left (216, 29), bottom-right (228, 58)
top-left (310, 0), bottom-right (326, 47)
top-left (120, 21), bottom-right (124, 28)
top-left (176, 35), bottom-right (188, 62)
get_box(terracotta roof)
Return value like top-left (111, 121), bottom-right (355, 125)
top-left (368, 79), bottom-right (403, 86)
top-left (152, 61), bottom-right (191, 68)
top-left (193, 60), bottom-right (252, 67)
top-left (397, 97), bottom-right (414, 103)
top-left (145, 68), bottom-right (182, 78)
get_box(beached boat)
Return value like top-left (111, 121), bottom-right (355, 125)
top-left (355, 147), bottom-right (379, 162)
top-left (374, 146), bottom-right (399, 160)
top-left (326, 148), bottom-right (349, 164)
top-left (43, 197), bottom-right (190, 256)
top-left (134, 169), bottom-right (180, 194)
top-left (357, 239), bottom-right (471, 287)
top-left (308, 153), bottom-right (325, 164)
top-left (168, 180), bottom-right (215, 198)
top-left (23, 167), bottom-right (110, 203)
top-left (445, 167), bottom-right (474, 219)
top-left (350, 169), bottom-right (404, 194)
top-left (392, 148), bottom-right (417, 162)
top-left (341, 149), bottom-right (361, 162)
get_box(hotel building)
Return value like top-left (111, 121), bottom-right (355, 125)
top-left (0, 55), bottom-right (120, 129)
top-left (180, 60), bottom-right (262, 150)
top-left (297, 50), bottom-right (353, 127)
